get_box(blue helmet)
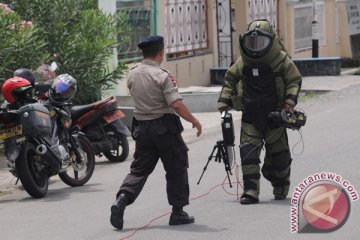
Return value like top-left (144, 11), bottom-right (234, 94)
top-left (48, 74), bottom-right (77, 104)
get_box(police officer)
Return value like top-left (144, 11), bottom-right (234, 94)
top-left (110, 35), bottom-right (202, 230)
top-left (218, 19), bottom-right (302, 204)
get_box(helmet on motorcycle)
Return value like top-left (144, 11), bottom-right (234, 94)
top-left (1, 76), bottom-right (33, 103)
top-left (13, 68), bottom-right (36, 87)
top-left (48, 74), bottom-right (77, 104)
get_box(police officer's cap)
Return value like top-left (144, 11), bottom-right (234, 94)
top-left (138, 35), bottom-right (164, 50)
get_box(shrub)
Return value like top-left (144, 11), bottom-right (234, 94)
top-left (3, 0), bottom-right (128, 104)
top-left (0, 4), bottom-right (48, 84)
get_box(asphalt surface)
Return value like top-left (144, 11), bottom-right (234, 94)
top-left (1, 83), bottom-right (360, 240)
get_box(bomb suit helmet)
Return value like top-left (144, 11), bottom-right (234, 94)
top-left (240, 19), bottom-right (275, 59)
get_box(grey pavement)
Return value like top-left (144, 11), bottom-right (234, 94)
top-left (1, 74), bottom-right (360, 240)
top-left (179, 74), bottom-right (360, 94)
top-left (1, 82), bottom-right (360, 240)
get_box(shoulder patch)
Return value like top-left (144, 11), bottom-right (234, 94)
top-left (168, 73), bottom-right (177, 87)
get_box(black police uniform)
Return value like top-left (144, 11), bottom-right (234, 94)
top-left (110, 35), bottom-right (194, 230)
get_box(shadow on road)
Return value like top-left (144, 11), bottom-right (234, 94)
top-left (259, 198), bottom-right (291, 206)
top-left (0, 183), bottom-right (103, 203)
top-left (119, 223), bottom-right (228, 234)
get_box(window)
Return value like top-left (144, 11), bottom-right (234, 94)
top-left (247, 0), bottom-right (278, 30)
top-left (165, 0), bottom-right (208, 59)
top-left (294, 4), bottom-right (313, 50)
top-left (116, 0), bottom-right (155, 63)
top-left (335, 1), bottom-right (340, 43)
top-left (294, 1), bottom-right (325, 51)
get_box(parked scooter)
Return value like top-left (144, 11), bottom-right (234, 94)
top-left (31, 63), bottom-right (131, 162)
top-left (0, 74), bottom-right (95, 198)
top-left (70, 96), bottom-right (130, 162)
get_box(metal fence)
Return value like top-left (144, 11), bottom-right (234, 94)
top-left (164, 0), bottom-right (208, 56)
top-left (247, 0), bottom-right (278, 30)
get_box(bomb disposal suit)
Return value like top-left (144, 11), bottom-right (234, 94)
top-left (218, 20), bottom-right (302, 203)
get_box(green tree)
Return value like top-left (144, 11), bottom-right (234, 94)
top-left (3, 0), bottom-right (128, 104)
top-left (0, 5), bottom-right (48, 84)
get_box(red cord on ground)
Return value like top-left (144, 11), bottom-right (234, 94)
top-left (118, 167), bottom-right (244, 240)
top-left (118, 212), bottom-right (171, 240)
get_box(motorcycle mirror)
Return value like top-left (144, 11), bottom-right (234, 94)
top-left (50, 61), bottom-right (58, 72)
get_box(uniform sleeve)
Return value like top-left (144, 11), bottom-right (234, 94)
top-left (126, 74), bottom-right (131, 91)
top-left (217, 57), bottom-right (243, 108)
top-left (282, 57), bottom-right (302, 106)
top-left (161, 72), bottom-right (183, 106)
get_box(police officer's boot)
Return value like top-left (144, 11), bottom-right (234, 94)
top-left (110, 192), bottom-right (131, 230)
top-left (169, 206), bottom-right (195, 225)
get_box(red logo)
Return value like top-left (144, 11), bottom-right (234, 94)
top-left (168, 74), bottom-right (177, 87)
top-left (300, 182), bottom-right (351, 232)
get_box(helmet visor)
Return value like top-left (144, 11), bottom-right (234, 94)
top-left (51, 77), bottom-right (76, 102)
top-left (242, 34), bottom-right (272, 52)
top-left (52, 86), bottom-right (75, 101)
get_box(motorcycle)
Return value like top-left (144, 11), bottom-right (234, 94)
top-left (0, 74), bottom-right (95, 198)
top-left (70, 96), bottom-right (130, 162)
top-left (33, 67), bottom-right (130, 162)
top-left (7, 64), bottom-right (130, 163)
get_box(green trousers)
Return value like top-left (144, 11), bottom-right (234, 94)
top-left (240, 122), bottom-right (292, 199)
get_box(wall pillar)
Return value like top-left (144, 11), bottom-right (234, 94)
top-left (98, 0), bottom-right (129, 96)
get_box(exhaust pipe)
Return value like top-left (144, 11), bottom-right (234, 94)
top-left (36, 144), bottom-right (47, 155)
top-left (35, 143), bottom-right (61, 172)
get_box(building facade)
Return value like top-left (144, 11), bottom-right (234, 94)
top-left (99, 0), bottom-right (357, 95)
top-left (232, 0), bottom-right (353, 59)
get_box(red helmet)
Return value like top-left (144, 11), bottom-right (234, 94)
top-left (1, 76), bottom-right (32, 103)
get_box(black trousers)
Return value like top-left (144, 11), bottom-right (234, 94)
top-left (117, 117), bottom-right (190, 207)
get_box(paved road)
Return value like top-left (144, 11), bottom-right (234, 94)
top-left (1, 85), bottom-right (360, 240)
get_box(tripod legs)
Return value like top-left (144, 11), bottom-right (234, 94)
top-left (197, 140), bottom-right (233, 187)
top-left (197, 144), bottom-right (218, 185)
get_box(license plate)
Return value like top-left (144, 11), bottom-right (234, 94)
top-left (103, 110), bottom-right (124, 124)
top-left (0, 125), bottom-right (23, 140)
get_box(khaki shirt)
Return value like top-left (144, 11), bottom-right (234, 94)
top-left (127, 59), bottom-right (182, 120)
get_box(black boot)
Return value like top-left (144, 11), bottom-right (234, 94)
top-left (273, 185), bottom-right (289, 200)
top-left (240, 194), bottom-right (259, 205)
top-left (274, 194), bottom-right (286, 200)
top-left (110, 192), bottom-right (131, 230)
top-left (169, 206), bottom-right (195, 225)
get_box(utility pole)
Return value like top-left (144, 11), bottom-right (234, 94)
top-left (312, 0), bottom-right (319, 58)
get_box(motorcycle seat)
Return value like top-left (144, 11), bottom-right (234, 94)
top-left (70, 97), bottom-right (117, 121)
top-left (70, 102), bottom-right (98, 120)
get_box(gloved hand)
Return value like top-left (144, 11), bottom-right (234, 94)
top-left (218, 106), bottom-right (231, 113)
top-left (284, 103), bottom-right (293, 111)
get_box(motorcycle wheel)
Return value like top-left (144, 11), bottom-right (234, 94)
top-left (58, 136), bottom-right (95, 187)
top-left (16, 142), bottom-right (49, 198)
top-left (103, 133), bottom-right (129, 162)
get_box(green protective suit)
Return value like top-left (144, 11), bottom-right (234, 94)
top-left (218, 21), bottom-right (302, 200)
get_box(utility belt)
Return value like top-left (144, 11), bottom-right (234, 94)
top-left (136, 117), bottom-right (164, 126)
top-left (132, 114), bottom-right (184, 139)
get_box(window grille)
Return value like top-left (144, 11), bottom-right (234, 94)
top-left (294, 1), bottom-right (325, 51)
top-left (335, 1), bottom-right (340, 43)
top-left (165, 0), bottom-right (208, 56)
top-left (247, 0), bottom-right (278, 30)
top-left (116, 0), bottom-right (154, 62)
